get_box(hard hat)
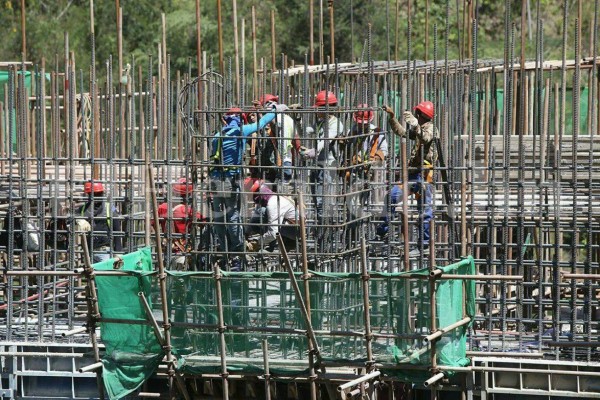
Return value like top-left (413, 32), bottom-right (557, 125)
top-left (314, 90), bottom-right (338, 107)
top-left (173, 178), bottom-right (193, 196)
top-left (224, 107), bottom-right (242, 126)
top-left (84, 181), bottom-right (104, 194)
top-left (413, 101), bottom-right (434, 120)
top-left (226, 107), bottom-right (242, 115)
top-left (243, 177), bottom-right (262, 193)
top-left (259, 94), bottom-right (279, 105)
top-left (353, 104), bottom-right (374, 124)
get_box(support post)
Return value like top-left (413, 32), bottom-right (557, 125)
top-left (147, 156), bottom-right (191, 400)
top-left (277, 233), bottom-right (320, 400)
top-left (81, 235), bottom-right (105, 400)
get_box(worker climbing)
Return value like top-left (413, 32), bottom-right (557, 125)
top-left (377, 101), bottom-right (437, 258)
top-left (210, 106), bottom-right (276, 271)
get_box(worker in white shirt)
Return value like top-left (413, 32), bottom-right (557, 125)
top-left (245, 179), bottom-right (300, 252)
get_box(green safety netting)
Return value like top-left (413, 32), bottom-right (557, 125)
top-left (94, 252), bottom-right (475, 399)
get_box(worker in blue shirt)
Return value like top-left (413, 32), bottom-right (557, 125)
top-left (210, 107), bottom-right (276, 271)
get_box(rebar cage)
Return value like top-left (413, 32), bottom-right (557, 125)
top-left (0, 49), bottom-right (599, 398)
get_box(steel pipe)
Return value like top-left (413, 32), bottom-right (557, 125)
top-left (79, 361), bottom-right (103, 373)
top-left (61, 327), bottom-right (88, 337)
top-left (423, 317), bottom-right (471, 343)
top-left (337, 370), bottom-right (381, 392)
top-left (423, 372), bottom-right (445, 387)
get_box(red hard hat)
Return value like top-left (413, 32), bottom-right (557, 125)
top-left (173, 178), bottom-right (193, 196)
top-left (84, 181), bottom-right (104, 194)
top-left (226, 107), bottom-right (242, 115)
top-left (414, 101), bottom-right (434, 120)
top-left (243, 177), bottom-right (262, 193)
top-left (353, 104), bottom-right (374, 124)
top-left (258, 94), bottom-right (279, 105)
top-left (314, 90), bottom-right (338, 107)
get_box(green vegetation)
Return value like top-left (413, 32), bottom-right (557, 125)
top-left (0, 0), bottom-right (596, 75)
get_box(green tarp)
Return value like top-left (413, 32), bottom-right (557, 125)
top-left (94, 247), bottom-right (163, 400)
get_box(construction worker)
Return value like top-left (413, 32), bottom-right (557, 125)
top-left (299, 90), bottom-right (344, 228)
top-left (249, 119), bottom-right (280, 184)
top-left (339, 104), bottom-right (388, 201)
top-left (210, 107), bottom-right (276, 271)
top-left (0, 193), bottom-right (41, 263)
top-left (76, 181), bottom-right (122, 263)
top-left (244, 179), bottom-right (300, 252)
top-left (156, 178), bottom-right (205, 270)
top-left (257, 94), bottom-right (300, 182)
top-left (377, 102), bottom-right (436, 257)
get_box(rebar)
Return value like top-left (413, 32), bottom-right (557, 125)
top-left (0, 5), bottom-right (599, 398)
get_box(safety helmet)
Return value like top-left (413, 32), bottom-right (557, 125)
top-left (84, 181), bottom-right (104, 194)
top-left (224, 107), bottom-right (242, 126)
top-left (173, 178), bottom-right (193, 196)
top-left (314, 90), bottom-right (338, 107)
top-left (226, 107), bottom-right (242, 115)
top-left (353, 104), bottom-right (374, 124)
top-left (243, 177), bottom-right (262, 194)
top-left (413, 101), bottom-right (434, 120)
top-left (259, 94), bottom-right (279, 106)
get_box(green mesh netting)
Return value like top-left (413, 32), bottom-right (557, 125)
top-left (381, 257), bottom-right (475, 382)
top-left (94, 247), bottom-right (163, 400)
top-left (94, 253), bottom-right (475, 399)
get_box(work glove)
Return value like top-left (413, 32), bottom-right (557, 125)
top-left (265, 101), bottom-right (278, 111)
top-left (375, 222), bottom-right (389, 238)
top-left (74, 218), bottom-right (91, 233)
top-left (403, 111), bottom-right (418, 128)
top-left (273, 103), bottom-right (288, 112)
top-left (246, 240), bottom-right (260, 252)
top-left (287, 103), bottom-right (302, 110)
top-left (370, 150), bottom-right (385, 162)
top-left (383, 105), bottom-right (395, 119)
top-left (299, 146), bottom-right (316, 159)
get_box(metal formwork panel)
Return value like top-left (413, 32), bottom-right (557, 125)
top-left (475, 357), bottom-right (600, 398)
top-left (0, 343), bottom-right (99, 400)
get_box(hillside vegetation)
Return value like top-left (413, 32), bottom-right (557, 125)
top-left (0, 0), bottom-right (596, 75)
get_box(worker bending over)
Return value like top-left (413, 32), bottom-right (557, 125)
top-left (156, 178), bottom-right (205, 270)
top-left (245, 179), bottom-right (300, 253)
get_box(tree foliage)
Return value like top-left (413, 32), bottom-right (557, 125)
top-left (0, 0), bottom-right (596, 77)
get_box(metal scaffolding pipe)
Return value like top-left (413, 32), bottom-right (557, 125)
top-left (337, 370), bottom-right (381, 392)
top-left (423, 317), bottom-right (472, 343)
top-left (61, 327), bottom-right (87, 337)
top-left (78, 361), bottom-right (103, 373)
top-left (423, 372), bottom-right (445, 387)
